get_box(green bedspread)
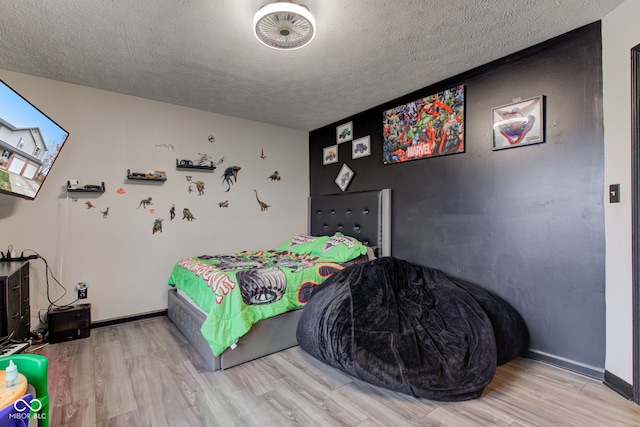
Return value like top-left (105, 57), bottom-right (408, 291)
top-left (168, 250), bottom-right (346, 356)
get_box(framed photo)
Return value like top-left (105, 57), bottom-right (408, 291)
top-left (352, 136), bottom-right (371, 159)
top-left (323, 144), bottom-right (338, 165)
top-left (383, 85), bottom-right (465, 164)
top-left (492, 95), bottom-right (545, 150)
top-left (336, 121), bottom-right (353, 143)
top-left (335, 163), bottom-right (354, 192)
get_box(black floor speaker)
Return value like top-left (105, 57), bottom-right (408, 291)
top-left (47, 303), bottom-right (91, 343)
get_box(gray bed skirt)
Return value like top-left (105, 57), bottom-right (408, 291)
top-left (167, 288), bottom-right (302, 371)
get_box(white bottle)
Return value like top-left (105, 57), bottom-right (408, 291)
top-left (5, 360), bottom-right (18, 388)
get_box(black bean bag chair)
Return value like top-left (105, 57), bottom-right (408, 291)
top-left (296, 257), bottom-right (528, 401)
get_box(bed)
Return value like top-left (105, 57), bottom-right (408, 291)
top-left (167, 189), bottom-right (391, 371)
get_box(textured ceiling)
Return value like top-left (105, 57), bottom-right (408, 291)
top-left (0, 0), bottom-right (624, 131)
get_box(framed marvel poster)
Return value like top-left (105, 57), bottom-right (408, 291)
top-left (383, 85), bottom-right (465, 164)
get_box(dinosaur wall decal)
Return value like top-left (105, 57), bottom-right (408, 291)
top-left (254, 189), bottom-right (271, 212)
top-left (221, 166), bottom-right (241, 192)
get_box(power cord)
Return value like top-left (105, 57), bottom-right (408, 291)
top-left (18, 249), bottom-right (80, 324)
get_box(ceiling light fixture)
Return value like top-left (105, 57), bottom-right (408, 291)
top-left (253, 1), bottom-right (316, 50)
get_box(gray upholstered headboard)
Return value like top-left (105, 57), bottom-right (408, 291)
top-left (308, 189), bottom-right (391, 257)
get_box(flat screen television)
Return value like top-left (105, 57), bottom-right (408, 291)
top-left (0, 79), bottom-right (69, 200)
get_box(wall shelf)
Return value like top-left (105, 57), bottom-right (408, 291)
top-left (67, 181), bottom-right (106, 193)
top-left (127, 169), bottom-right (167, 181)
top-left (176, 159), bottom-right (216, 171)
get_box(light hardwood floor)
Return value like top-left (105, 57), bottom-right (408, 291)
top-left (28, 316), bottom-right (640, 426)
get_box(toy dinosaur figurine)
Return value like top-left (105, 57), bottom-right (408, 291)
top-left (152, 218), bottom-right (163, 234)
top-left (254, 189), bottom-right (271, 212)
top-left (218, 200), bottom-right (229, 208)
top-left (85, 201), bottom-right (96, 209)
top-left (221, 166), bottom-right (241, 192)
top-left (100, 207), bottom-right (109, 218)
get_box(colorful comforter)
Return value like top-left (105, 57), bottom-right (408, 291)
top-left (168, 250), bottom-right (346, 356)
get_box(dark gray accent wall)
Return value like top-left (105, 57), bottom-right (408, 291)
top-left (309, 22), bottom-right (605, 375)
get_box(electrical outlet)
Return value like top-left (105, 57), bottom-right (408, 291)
top-left (77, 282), bottom-right (88, 299)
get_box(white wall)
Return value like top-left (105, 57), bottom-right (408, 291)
top-left (0, 70), bottom-right (309, 328)
top-left (602, 1), bottom-right (639, 383)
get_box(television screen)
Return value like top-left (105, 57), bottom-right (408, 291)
top-left (0, 79), bottom-right (69, 200)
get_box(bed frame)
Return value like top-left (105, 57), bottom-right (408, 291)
top-left (167, 189), bottom-right (391, 371)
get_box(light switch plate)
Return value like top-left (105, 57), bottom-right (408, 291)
top-left (609, 184), bottom-right (620, 203)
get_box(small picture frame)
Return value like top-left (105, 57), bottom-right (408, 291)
top-left (323, 145), bottom-right (338, 165)
top-left (352, 136), bottom-right (371, 159)
top-left (336, 121), bottom-right (353, 143)
top-left (492, 95), bottom-right (545, 150)
top-left (335, 163), bottom-right (354, 192)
